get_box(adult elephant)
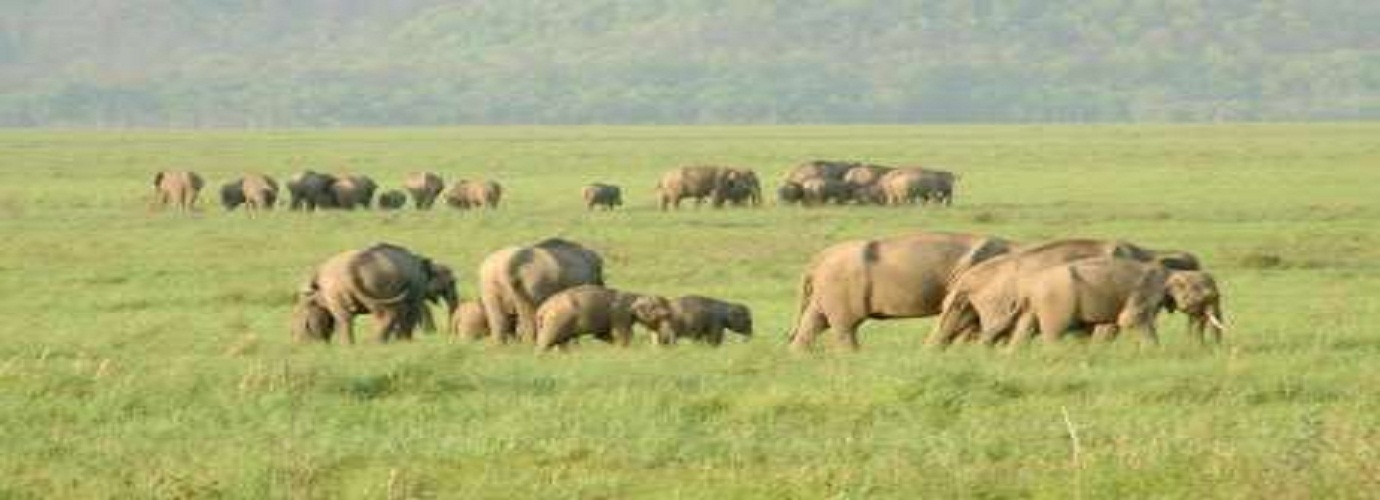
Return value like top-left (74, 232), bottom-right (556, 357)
top-left (1005, 257), bottom-right (1225, 349)
top-left (286, 170), bottom-right (337, 210)
top-left (445, 179), bottom-right (503, 209)
top-left (799, 177), bottom-right (852, 206)
top-left (843, 164), bottom-right (894, 204)
top-left (788, 232), bottom-right (1015, 350)
top-left (720, 168), bottom-right (762, 207)
top-left (403, 171), bottom-right (444, 209)
top-left (331, 174), bottom-right (378, 209)
top-left (291, 243), bottom-right (459, 344)
top-left (478, 238), bottom-right (605, 343)
top-left (152, 170), bottom-right (204, 211)
top-left (656, 166), bottom-right (754, 210)
top-left (583, 183), bottom-right (623, 210)
top-left (784, 160), bottom-right (857, 184)
top-left (238, 173), bottom-right (279, 210)
top-left (927, 238), bottom-right (1202, 347)
top-left (219, 179), bottom-right (246, 211)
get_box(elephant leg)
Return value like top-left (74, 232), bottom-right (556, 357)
top-left (708, 329), bottom-right (724, 346)
top-left (1091, 324), bottom-right (1120, 342)
top-left (1004, 313), bottom-right (1037, 351)
top-left (372, 311), bottom-right (395, 343)
top-left (788, 305), bottom-right (828, 350)
top-left (1187, 316), bottom-right (1207, 344)
top-left (334, 311), bottom-right (355, 345)
top-left (612, 324), bottom-right (633, 347)
top-left (514, 303), bottom-right (540, 343)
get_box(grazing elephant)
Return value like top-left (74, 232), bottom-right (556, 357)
top-left (450, 300), bottom-right (491, 340)
top-left (331, 174), bottom-right (378, 209)
top-left (784, 160), bottom-right (857, 184)
top-left (286, 170), bottom-right (337, 211)
top-left (668, 295), bottom-right (753, 345)
top-left (583, 183), bottom-right (623, 210)
top-left (1005, 257), bottom-right (1225, 349)
top-left (291, 243), bottom-right (459, 344)
top-left (219, 179), bottom-right (246, 211)
top-left (152, 170), bottom-right (204, 211)
top-left (777, 181), bottom-right (805, 205)
top-left (534, 285), bottom-right (677, 351)
top-left (478, 238), bottom-right (605, 342)
top-left (656, 166), bottom-right (755, 210)
top-left (403, 172), bottom-right (444, 209)
top-left (789, 232), bottom-right (1015, 350)
top-left (720, 168), bottom-right (762, 207)
top-left (800, 177), bottom-right (852, 206)
top-left (445, 179), bottom-right (503, 209)
top-left (843, 164), bottom-right (894, 204)
top-left (377, 190), bottom-right (407, 210)
top-left (927, 238), bottom-right (1202, 347)
top-left (222, 173), bottom-right (279, 212)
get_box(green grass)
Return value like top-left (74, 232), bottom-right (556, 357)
top-left (1, 124), bottom-right (1379, 498)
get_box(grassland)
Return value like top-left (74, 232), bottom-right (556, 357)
top-left (1, 124), bottom-right (1379, 498)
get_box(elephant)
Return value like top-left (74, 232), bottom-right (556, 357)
top-left (667, 295), bottom-right (753, 346)
top-left (219, 179), bottom-right (246, 211)
top-left (151, 170), bottom-right (204, 211)
top-left (842, 164), bottom-right (894, 204)
top-left (583, 183), bottom-right (623, 210)
top-left (445, 179), bottom-right (503, 209)
top-left (720, 168), bottom-right (762, 207)
top-left (403, 171), bottom-right (444, 209)
top-left (291, 243), bottom-right (459, 344)
top-left (788, 232), bottom-right (1015, 350)
top-left (221, 173), bottom-right (278, 212)
top-left (478, 238), bottom-right (605, 343)
top-left (656, 166), bottom-right (756, 210)
top-left (450, 299), bottom-right (491, 340)
top-left (377, 190), bottom-right (407, 210)
top-left (331, 174), bottom-right (378, 209)
top-left (1004, 257), bottom-right (1225, 349)
top-left (927, 238), bottom-right (1203, 347)
top-left (534, 285), bottom-right (677, 351)
top-left (286, 170), bottom-right (337, 211)
top-left (784, 160), bottom-right (857, 184)
top-left (777, 181), bottom-right (805, 205)
top-left (799, 177), bottom-right (852, 206)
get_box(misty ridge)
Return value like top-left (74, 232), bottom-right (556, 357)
top-left (1, 0), bottom-right (1376, 127)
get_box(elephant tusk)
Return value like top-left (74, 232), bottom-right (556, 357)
top-left (1206, 313), bottom-right (1226, 331)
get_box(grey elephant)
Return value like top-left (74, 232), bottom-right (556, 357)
top-left (219, 179), bottom-right (246, 211)
top-left (450, 299), bottom-right (491, 341)
top-left (656, 166), bottom-right (756, 210)
top-left (800, 177), bottom-right (852, 206)
top-left (842, 164), bottom-right (893, 204)
top-left (784, 160), bottom-right (857, 184)
top-left (668, 295), bottom-right (753, 346)
top-left (777, 181), bottom-right (805, 205)
top-left (286, 170), bottom-right (337, 210)
top-left (927, 238), bottom-right (1202, 347)
top-left (152, 170), bottom-right (204, 211)
top-left (880, 168), bottom-right (957, 206)
top-left (478, 238), bottom-right (605, 342)
top-left (221, 173), bottom-right (278, 211)
top-left (331, 174), bottom-right (378, 209)
top-left (534, 285), bottom-right (677, 351)
top-left (789, 232), bottom-right (1015, 350)
top-left (291, 243), bottom-right (459, 344)
top-left (377, 190), bottom-right (407, 210)
top-left (403, 171), bottom-right (444, 209)
top-left (1004, 257), bottom-right (1225, 349)
top-left (720, 168), bottom-right (762, 207)
top-left (445, 179), bottom-right (503, 209)
top-left (583, 183), bottom-right (622, 210)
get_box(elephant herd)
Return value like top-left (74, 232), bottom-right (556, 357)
top-left (149, 170), bottom-right (505, 212)
top-left (652, 160), bottom-right (959, 210)
top-left (290, 232), bottom-right (1224, 354)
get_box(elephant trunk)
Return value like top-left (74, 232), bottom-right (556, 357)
top-left (1205, 302), bottom-right (1226, 344)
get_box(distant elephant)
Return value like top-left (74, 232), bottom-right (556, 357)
top-left (445, 179), bottom-right (503, 209)
top-left (219, 179), bottom-right (246, 211)
top-left (331, 174), bottom-right (378, 209)
top-left (291, 243), bottom-right (459, 344)
top-left (668, 295), bottom-right (753, 345)
top-left (720, 168), bottom-right (762, 206)
top-left (534, 285), bottom-right (677, 351)
top-left (377, 190), bottom-right (407, 210)
top-left (799, 177), bottom-right (852, 206)
top-left (927, 238), bottom-right (1202, 347)
top-left (789, 232), bottom-right (1015, 350)
top-left (403, 171), bottom-right (445, 209)
top-left (655, 166), bottom-right (755, 210)
top-left (221, 173), bottom-right (278, 212)
top-left (583, 183), bottom-right (623, 210)
top-left (450, 300), bottom-right (491, 340)
top-left (843, 164), bottom-right (894, 204)
top-left (286, 170), bottom-right (337, 210)
top-left (880, 168), bottom-right (957, 206)
top-left (478, 238), bottom-right (605, 342)
top-left (777, 181), bottom-right (805, 205)
top-left (784, 160), bottom-right (857, 184)
top-left (1004, 257), bottom-right (1225, 349)
top-left (151, 170), bottom-right (204, 211)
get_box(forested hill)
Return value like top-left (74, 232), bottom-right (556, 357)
top-left (2, 1), bottom-right (1377, 127)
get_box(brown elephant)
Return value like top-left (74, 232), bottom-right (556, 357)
top-left (784, 160), bottom-right (857, 184)
top-left (377, 190), bottom-right (407, 210)
top-left (878, 168), bottom-right (957, 206)
top-left (219, 179), bottom-right (246, 211)
top-left (450, 299), bottom-right (491, 340)
top-left (445, 179), bottom-right (503, 209)
top-left (291, 243), bottom-right (459, 344)
top-left (720, 168), bottom-right (762, 206)
top-left (478, 238), bottom-right (605, 342)
top-left (152, 170), bottom-right (204, 211)
top-left (668, 295), bottom-right (753, 346)
top-left (403, 171), bottom-right (444, 209)
top-left (788, 232), bottom-right (1015, 350)
top-left (656, 166), bottom-right (755, 210)
top-left (799, 177), bottom-right (852, 206)
top-left (841, 164), bottom-right (894, 205)
top-left (220, 173), bottom-right (278, 212)
top-left (286, 170), bottom-right (337, 211)
top-left (534, 285), bottom-right (677, 351)
top-left (927, 238), bottom-right (1202, 347)
top-left (331, 174), bottom-right (378, 209)
top-left (1004, 257), bottom-right (1225, 349)
top-left (583, 183), bottom-right (622, 210)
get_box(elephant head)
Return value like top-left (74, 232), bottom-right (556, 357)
top-left (423, 261), bottom-right (460, 315)
top-left (725, 303), bottom-right (754, 337)
top-left (291, 287), bottom-right (334, 342)
top-left (1163, 270), bottom-right (1225, 343)
top-left (630, 295), bottom-right (677, 345)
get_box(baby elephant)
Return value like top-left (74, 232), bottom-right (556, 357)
top-left (377, 190), bottom-right (407, 210)
top-left (668, 295), bottom-right (753, 345)
top-left (583, 183), bottom-right (622, 210)
top-left (534, 285), bottom-right (676, 351)
top-left (450, 299), bottom-right (490, 340)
